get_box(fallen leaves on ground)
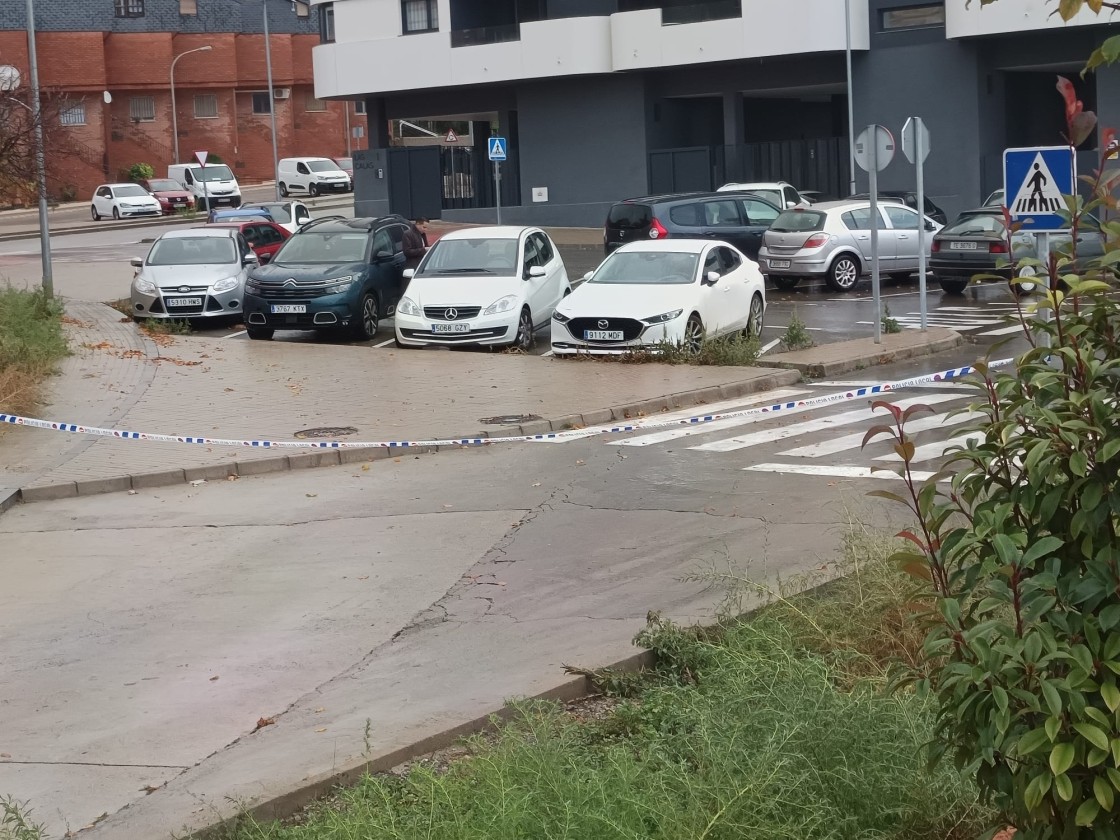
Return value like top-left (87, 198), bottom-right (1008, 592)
top-left (61, 316), bottom-right (94, 328)
top-left (252, 716), bottom-right (276, 733)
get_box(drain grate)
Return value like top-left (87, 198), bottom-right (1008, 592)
top-left (478, 414), bottom-right (543, 425)
top-left (293, 426), bottom-right (359, 439)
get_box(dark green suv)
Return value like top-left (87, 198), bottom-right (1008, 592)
top-left (243, 216), bottom-right (409, 340)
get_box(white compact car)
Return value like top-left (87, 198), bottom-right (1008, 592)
top-left (394, 226), bottom-right (570, 350)
top-left (129, 227), bottom-right (257, 322)
top-left (90, 183), bottom-right (162, 220)
top-left (238, 200), bottom-right (312, 234)
top-left (716, 181), bottom-right (809, 209)
top-left (551, 240), bottom-right (765, 355)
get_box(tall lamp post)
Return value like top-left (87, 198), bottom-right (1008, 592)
top-left (262, 0), bottom-right (310, 201)
top-left (170, 44), bottom-right (212, 164)
top-left (845, 0), bottom-right (857, 196)
top-left (22, 0), bottom-right (52, 298)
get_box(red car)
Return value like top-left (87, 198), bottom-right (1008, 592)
top-left (138, 177), bottom-right (194, 215)
top-left (205, 220), bottom-right (291, 264)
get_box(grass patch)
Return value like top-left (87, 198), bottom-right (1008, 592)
top-left (219, 527), bottom-right (996, 840)
top-left (106, 298), bottom-right (132, 319)
top-left (780, 306), bottom-right (814, 351)
top-left (138, 318), bottom-right (192, 336)
top-left (0, 287), bottom-right (68, 416)
top-left (604, 332), bottom-right (760, 366)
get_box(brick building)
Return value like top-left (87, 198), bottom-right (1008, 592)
top-left (0, 0), bottom-right (363, 203)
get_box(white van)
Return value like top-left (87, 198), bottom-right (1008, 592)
top-left (168, 163), bottom-right (242, 212)
top-left (277, 157), bottom-right (352, 197)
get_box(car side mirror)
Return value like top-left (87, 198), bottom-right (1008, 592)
top-left (526, 265), bottom-right (547, 279)
top-left (786, 201), bottom-right (797, 209)
top-left (375, 249), bottom-right (393, 261)
top-left (402, 268), bottom-right (415, 279)
top-left (130, 256), bottom-right (143, 268)
top-left (581, 270), bottom-right (593, 282)
top-left (243, 252), bottom-right (259, 265)
top-left (925, 221), bottom-right (937, 231)
top-left (704, 270), bottom-right (720, 285)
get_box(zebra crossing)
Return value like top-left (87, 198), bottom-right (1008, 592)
top-left (856, 302), bottom-right (1031, 337)
top-left (555, 383), bottom-right (984, 481)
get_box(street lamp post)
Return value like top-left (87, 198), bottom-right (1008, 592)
top-left (24, 0), bottom-right (52, 298)
top-left (845, 0), bottom-right (857, 196)
top-left (262, 1), bottom-right (281, 201)
top-left (170, 44), bottom-right (212, 164)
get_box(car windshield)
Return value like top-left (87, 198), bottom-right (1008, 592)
top-left (984, 190), bottom-right (1004, 207)
top-left (147, 236), bottom-right (236, 266)
top-left (307, 160), bottom-right (340, 173)
top-left (250, 203), bottom-right (292, 223)
top-left (748, 189), bottom-right (782, 207)
top-left (416, 238), bottom-right (519, 276)
top-left (145, 179), bottom-right (181, 192)
top-left (274, 231), bottom-right (369, 264)
top-left (771, 210), bottom-right (826, 232)
top-left (216, 213), bottom-right (268, 222)
top-left (589, 251), bottom-right (700, 285)
top-left (335, 158), bottom-right (352, 170)
top-left (191, 165), bottom-right (235, 183)
top-left (943, 214), bottom-right (1005, 236)
top-left (114, 185), bottom-right (150, 198)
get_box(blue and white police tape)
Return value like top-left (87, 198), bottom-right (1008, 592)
top-left (0, 357), bottom-right (1013, 450)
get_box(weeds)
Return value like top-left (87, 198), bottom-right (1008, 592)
top-left (0, 287), bottom-right (68, 415)
top-left (780, 306), bottom-right (814, 350)
top-left (139, 318), bottom-right (192, 336)
top-left (881, 303), bottom-right (902, 334)
top-left (106, 298), bottom-right (132, 318)
top-left (0, 796), bottom-right (46, 840)
top-left (614, 331), bottom-right (760, 366)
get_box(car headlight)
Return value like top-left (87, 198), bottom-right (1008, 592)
top-left (245, 281), bottom-right (261, 294)
top-left (212, 276), bottom-right (240, 293)
top-left (397, 296), bottom-right (422, 317)
top-left (483, 295), bottom-right (518, 316)
top-left (552, 311), bottom-right (571, 323)
top-left (133, 277), bottom-right (156, 295)
top-left (642, 309), bottom-right (683, 325)
top-left (323, 275), bottom-right (354, 295)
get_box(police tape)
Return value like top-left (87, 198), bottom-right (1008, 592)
top-left (0, 357), bottom-right (1014, 450)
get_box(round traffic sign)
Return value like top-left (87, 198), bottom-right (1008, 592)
top-left (854, 125), bottom-right (895, 173)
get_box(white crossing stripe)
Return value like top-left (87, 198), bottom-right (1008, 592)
top-left (743, 463), bottom-right (939, 482)
top-left (875, 431), bottom-right (983, 463)
top-left (690, 392), bottom-right (967, 453)
top-left (779, 409), bottom-right (983, 458)
top-left (977, 324), bottom-right (1028, 337)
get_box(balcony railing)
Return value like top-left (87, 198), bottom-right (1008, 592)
top-left (450, 23), bottom-right (521, 48)
top-left (661, 0), bottom-right (742, 26)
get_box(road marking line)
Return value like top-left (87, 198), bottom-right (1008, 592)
top-left (690, 392), bottom-right (967, 453)
top-left (977, 324), bottom-right (1028, 336)
top-left (759, 338), bottom-right (781, 355)
top-left (541, 350), bottom-right (554, 357)
top-left (874, 431), bottom-right (983, 463)
top-left (223, 330), bottom-right (247, 339)
top-left (372, 338), bottom-right (395, 347)
top-left (743, 463), bottom-right (939, 481)
top-left (825, 291), bottom-right (923, 301)
top-left (780, 409), bottom-right (983, 458)
top-left (763, 324), bottom-right (823, 331)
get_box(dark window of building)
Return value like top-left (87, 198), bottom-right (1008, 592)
top-left (194, 94), bottom-right (218, 118)
top-left (354, 100), bottom-right (366, 115)
top-left (320, 4), bottom-right (335, 42)
top-left (179, 0), bottom-right (197, 15)
top-left (880, 4), bottom-right (945, 30)
top-left (115, 0), bottom-right (145, 17)
top-left (129, 95), bottom-right (155, 122)
top-left (252, 93), bottom-right (271, 115)
top-left (402, 0), bottom-right (438, 33)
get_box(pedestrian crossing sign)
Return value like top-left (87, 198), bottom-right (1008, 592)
top-left (488, 136), bottom-right (507, 161)
top-left (1003, 145), bottom-right (1074, 232)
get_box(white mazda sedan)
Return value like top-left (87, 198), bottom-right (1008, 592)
top-left (551, 240), bottom-right (765, 355)
top-left (394, 226), bottom-right (570, 350)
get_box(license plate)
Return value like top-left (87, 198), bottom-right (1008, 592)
top-left (949, 241), bottom-right (978, 250)
top-left (584, 330), bottom-right (624, 341)
top-left (271, 304), bottom-right (306, 314)
top-left (769, 259), bottom-right (791, 269)
top-left (432, 323), bottom-right (471, 334)
top-left (166, 297), bottom-right (202, 307)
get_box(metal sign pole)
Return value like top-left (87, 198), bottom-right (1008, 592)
top-left (869, 127), bottom-right (881, 345)
top-left (494, 160), bottom-right (501, 225)
top-left (915, 119), bottom-right (927, 331)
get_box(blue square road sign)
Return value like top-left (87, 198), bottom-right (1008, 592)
top-left (488, 136), bottom-right (507, 162)
top-left (1003, 145), bottom-right (1074, 232)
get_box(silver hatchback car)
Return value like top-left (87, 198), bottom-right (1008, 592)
top-left (758, 200), bottom-right (942, 292)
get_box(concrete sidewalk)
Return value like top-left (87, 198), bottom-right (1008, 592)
top-left (0, 299), bottom-right (961, 508)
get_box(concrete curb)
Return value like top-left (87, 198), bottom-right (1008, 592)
top-left (764, 328), bottom-right (963, 378)
top-left (11, 369), bottom-right (803, 505)
top-left (192, 648), bottom-right (656, 838)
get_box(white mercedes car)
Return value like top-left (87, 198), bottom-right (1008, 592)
top-left (551, 240), bottom-right (765, 355)
top-left (394, 226), bottom-right (570, 350)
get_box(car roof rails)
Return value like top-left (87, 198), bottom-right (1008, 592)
top-left (297, 215), bottom-right (349, 231)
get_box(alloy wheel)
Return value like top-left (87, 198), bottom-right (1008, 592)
top-left (362, 295), bottom-right (378, 337)
top-left (515, 309), bottom-right (532, 351)
top-left (830, 256), bottom-right (859, 291)
top-left (747, 294), bottom-right (764, 338)
top-left (683, 315), bottom-right (704, 354)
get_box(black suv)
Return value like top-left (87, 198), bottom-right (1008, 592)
top-left (604, 191), bottom-right (782, 260)
top-left (243, 216), bottom-right (409, 340)
top-left (847, 191), bottom-right (948, 225)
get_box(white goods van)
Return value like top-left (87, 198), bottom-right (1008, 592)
top-left (277, 157), bottom-right (352, 197)
top-left (168, 163), bottom-right (242, 211)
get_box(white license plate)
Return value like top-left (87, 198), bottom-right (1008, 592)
top-left (769, 259), bottom-right (792, 269)
top-left (584, 330), bottom-right (624, 341)
top-left (271, 304), bottom-right (306, 314)
top-left (949, 241), bottom-right (979, 250)
top-left (166, 297), bottom-right (202, 307)
top-left (432, 323), bottom-right (471, 334)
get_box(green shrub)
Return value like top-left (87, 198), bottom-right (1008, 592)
top-left (128, 162), bottom-right (155, 182)
top-left (0, 287), bottom-right (68, 415)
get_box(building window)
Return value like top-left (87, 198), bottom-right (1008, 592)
top-left (194, 93), bottom-right (218, 118)
top-left (320, 4), bottom-right (335, 42)
top-left (59, 102), bottom-right (86, 126)
top-left (402, 0), bottom-right (438, 33)
top-left (881, 4), bottom-right (946, 30)
top-left (295, 0), bottom-right (309, 18)
top-left (354, 99), bottom-right (366, 115)
top-left (179, 0), bottom-right (197, 14)
top-left (129, 95), bottom-right (155, 122)
top-left (251, 93), bottom-right (271, 115)
top-left (114, 0), bottom-right (145, 17)
top-left (305, 94), bottom-right (327, 112)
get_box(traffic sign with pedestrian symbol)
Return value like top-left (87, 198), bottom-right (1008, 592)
top-left (488, 137), bottom-right (507, 161)
top-left (1003, 145), bottom-right (1074, 232)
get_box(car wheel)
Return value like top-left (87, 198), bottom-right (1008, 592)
top-left (769, 275), bottom-right (799, 291)
top-left (507, 307), bottom-right (533, 351)
top-left (91, 205), bottom-right (100, 221)
top-left (1011, 266), bottom-right (1039, 298)
top-left (196, 197), bottom-right (208, 213)
top-left (683, 313), bottom-right (704, 354)
top-left (826, 254), bottom-right (860, 292)
top-left (939, 279), bottom-right (968, 295)
top-left (309, 183), bottom-right (320, 197)
top-left (353, 292), bottom-right (379, 340)
top-left (745, 293), bottom-right (764, 339)
top-left (246, 326), bottom-right (274, 340)
top-left (279, 182), bottom-right (289, 198)
top-left (112, 207), bottom-right (120, 220)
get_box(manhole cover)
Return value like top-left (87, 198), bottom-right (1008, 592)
top-left (293, 426), bottom-right (359, 439)
top-left (478, 414), bottom-right (543, 425)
